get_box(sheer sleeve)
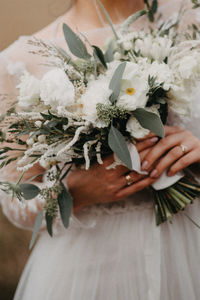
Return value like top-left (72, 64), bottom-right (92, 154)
top-left (0, 36), bottom-right (52, 230)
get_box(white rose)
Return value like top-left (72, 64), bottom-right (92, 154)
top-left (40, 68), bottom-right (75, 110)
top-left (17, 71), bottom-right (40, 107)
top-left (80, 75), bottom-right (112, 127)
top-left (117, 62), bottom-right (148, 111)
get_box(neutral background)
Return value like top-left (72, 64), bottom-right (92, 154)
top-left (0, 0), bottom-right (70, 299)
top-left (0, 0), bottom-right (71, 51)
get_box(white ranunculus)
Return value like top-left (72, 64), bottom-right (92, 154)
top-left (80, 75), bottom-right (112, 127)
top-left (126, 105), bottom-right (160, 139)
top-left (117, 62), bottom-right (148, 111)
top-left (40, 68), bottom-right (75, 110)
top-left (17, 71), bottom-right (40, 107)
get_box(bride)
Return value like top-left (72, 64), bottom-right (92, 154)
top-left (1, 0), bottom-right (200, 299)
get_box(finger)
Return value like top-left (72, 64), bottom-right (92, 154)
top-left (136, 136), bottom-right (159, 152)
top-left (164, 125), bottom-right (183, 136)
top-left (116, 177), bottom-right (156, 199)
top-left (101, 154), bottom-right (129, 175)
top-left (135, 125), bottom-right (182, 142)
top-left (119, 171), bottom-right (146, 188)
top-left (141, 132), bottom-right (187, 171)
top-left (135, 132), bottom-right (156, 141)
top-left (168, 150), bottom-right (200, 176)
top-left (149, 146), bottom-right (185, 178)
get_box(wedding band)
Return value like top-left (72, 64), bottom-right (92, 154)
top-left (125, 174), bottom-right (133, 186)
top-left (180, 144), bottom-right (188, 153)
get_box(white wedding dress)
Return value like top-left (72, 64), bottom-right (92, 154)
top-left (1, 1), bottom-right (200, 299)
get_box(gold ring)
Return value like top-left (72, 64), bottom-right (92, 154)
top-left (125, 174), bottom-right (133, 186)
top-left (180, 144), bottom-right (188, 153)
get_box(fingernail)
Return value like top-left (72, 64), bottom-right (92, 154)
top-left (150, 137), bottom-right (158, 143)
top-left (150, 169), bottom-right (158, 178)
top-left (141, 160), bottom-right (148, 170)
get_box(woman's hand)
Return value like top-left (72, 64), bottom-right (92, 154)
top-left (141, 125), bottom-right (200, 178)
top-left (67, 137), bottom-right (159, 213)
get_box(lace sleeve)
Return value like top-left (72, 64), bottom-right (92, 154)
top-left (0, 36), bottom-right (52, 231)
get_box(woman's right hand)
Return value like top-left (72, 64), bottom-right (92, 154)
top-left (67, 136), bottom-right (159, 213)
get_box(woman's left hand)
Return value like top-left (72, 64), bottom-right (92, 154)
top-left (140, 125), bottom-right (200, 178)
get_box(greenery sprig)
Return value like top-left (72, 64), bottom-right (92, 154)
top-left (191, 0), bottom-right (200, 9)
top-left (143, 0), bottom-right (158, 22)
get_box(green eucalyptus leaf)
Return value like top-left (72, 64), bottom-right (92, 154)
top-left (96, 0), bottom-right (119, 39)
top-left (132, 108), bottom-right (165, 138)
top-left (29, 210), bottom-right (44, 249)
top-left (19, 183), bottom-right (40, 200)
top-left (152, 0), bottom-right (158, 13)
top-left (54, 45), bottom-right (72, 61)
top-left (109, 62), bottom-right (126, 104)
top-left (92, 45), bottom-right (107, 68)
top-left (47, 120), bottom-right (59, 128)
top-left (121, 10), bottom-right (147, 31)
top-left (63, 23), bottom-right (91, 59)
top-left (104, 41), bottom-right (114, 63)
top-left (108, 125), bottom-right (132, 170)
top-left (58, 182), bottom-right (73, 228)
top-left (40, 112), bottom-right (52, 120)
top-left (45, 213), bottom-right (53, 237)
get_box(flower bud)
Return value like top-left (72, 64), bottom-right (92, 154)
top-left (38, 135), bottom-right (46, 143)
top-left (114, 52), bottom-right (121, 60)
top-left (123, 41), bottom-right (132, 51)
top-left (35, 120), bottom-right (42, 128)
top-left (26, 138), bottom-right (34, 146)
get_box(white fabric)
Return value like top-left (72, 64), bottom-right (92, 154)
top-left (0, 0), bottom-right (200, 299)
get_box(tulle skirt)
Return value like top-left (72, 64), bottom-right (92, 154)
top-left (14, 191), bottom-right (200, 300)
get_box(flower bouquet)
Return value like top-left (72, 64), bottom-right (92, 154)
top-left (1, 0), bottom-right (200, 247)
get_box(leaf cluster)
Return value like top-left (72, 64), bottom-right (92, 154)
top-left (146, 76), bottom-right (168, 124)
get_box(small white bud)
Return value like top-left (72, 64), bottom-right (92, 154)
top-left (63, 125), bottom-right (68, 131)
top-left (114, 52), bottom-right (121, 60)
top-left (26, 138), bottom-right (34, 146)
top-left (39, 160), bottom-right (50, 170)
top-left (123, 41), bottom-right (132, 51)
top-left (35, 120), bottom-right (42, 128)
top-left (37, 135), bottom-right (46, 143)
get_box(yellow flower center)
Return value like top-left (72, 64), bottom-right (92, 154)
top-left (126, 87), bottom-right (135, 95)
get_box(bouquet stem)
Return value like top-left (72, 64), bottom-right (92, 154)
top-left (153, 177), bottom-right (200, 226)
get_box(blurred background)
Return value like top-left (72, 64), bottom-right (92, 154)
top-left (0, 0), bottom-right (69, 299)
top-left (0, 0), bottom-right (71, 51)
